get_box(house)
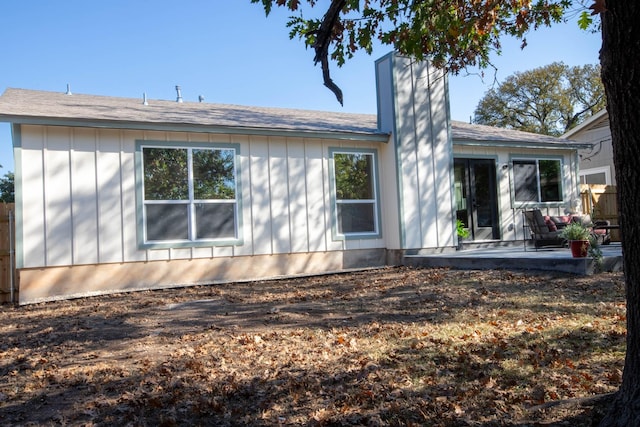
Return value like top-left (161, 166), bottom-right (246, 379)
top-left (563, 109), bottom-right (614, 185)
top-left (0, 53), bottom-right (591, 304)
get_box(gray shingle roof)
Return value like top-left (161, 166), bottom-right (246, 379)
top-left (451, 120), bottom-right (591, 149)
top-left (0, 88), bottom-right (385, 139)
top-left (0, 88), bottom-right (588, 148)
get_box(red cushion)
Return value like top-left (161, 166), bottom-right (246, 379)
top-left (545, 217), bottom-right (558, 232)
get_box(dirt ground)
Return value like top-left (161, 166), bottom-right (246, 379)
top-left (0, 267), bottom-right (626, 426)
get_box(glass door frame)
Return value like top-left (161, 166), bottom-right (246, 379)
top-left (454, 157), bottom-right (500, 241)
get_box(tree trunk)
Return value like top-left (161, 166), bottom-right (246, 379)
top-left (599, 1), bottom-right (640, 425)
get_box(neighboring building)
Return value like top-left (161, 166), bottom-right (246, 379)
top-left (0, 53), bottom-right (591, 303)
top-left (563, 109), bottom-right (614, 185)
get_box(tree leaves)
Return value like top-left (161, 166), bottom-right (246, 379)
top-left (252, 0), bottom-right (585, 103)
top-left (578, 10), bottom-right (594, 30)
top-left (473, 62), bottom-right (606, 135)
top-left (0, 172), bottom-right (14, 203)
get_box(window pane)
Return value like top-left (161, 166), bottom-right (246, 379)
top-left (585, 172), bottom-right (607, 185)
top-left (539, 160), bottom-right (562, 202)
top-left (143, 148), bottom-right (188, 200)
top-left (335, 153), bottom-right (373, 200)
top-left (513, 160), bottom-right (538, 202)
top-left (195, 203), bottom-right (236, 239)
top-left (145, 204), bottom-right (188, 240)
top-left (337, 203), bottom-right (375, 233)
top-left (193, 149), bottom-right (236, 200)
top-left (141, 144), bottom-right (240, 245)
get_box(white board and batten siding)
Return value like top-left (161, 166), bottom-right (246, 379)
top-left (17, 125), bottom-right (387, 271)
top-left (376, 53), bottom-right (456, 251)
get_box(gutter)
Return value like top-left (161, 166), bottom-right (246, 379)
top-left (0, 115), bottom-right (391, 143)
top-left (453, 139), bottom-right (594, 151)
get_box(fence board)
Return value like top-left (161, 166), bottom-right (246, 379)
top-left (580, 184), bottom-right (620, 242)
top-left (0, 203), bottom-right (15, 303)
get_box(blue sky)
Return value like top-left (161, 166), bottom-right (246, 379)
top-left (0, 1), bottom-right (602, 173)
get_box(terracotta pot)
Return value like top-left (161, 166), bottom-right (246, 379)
top-left (569, 240), bottom-right (590, 258)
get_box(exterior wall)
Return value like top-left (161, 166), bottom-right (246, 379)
top-left (376, 53), bottom-right (455, 251)
top-left (15, 124), bottom-right (390, 303)
top-left (453, 144), bottom-right (582, 242)
top-left (17, 249), bottom-right (387, 303)
top-left (9, 55), bottom-right (585, 304)
top-left (576, 125), bottom-right (615, 185)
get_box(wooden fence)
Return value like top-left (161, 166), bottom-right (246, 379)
top-left (0, 203), bottom-right (15, 303)
top-left (580, 184), bottom-right (620, 242)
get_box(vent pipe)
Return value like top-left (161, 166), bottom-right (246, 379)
top-left (143, 92), bottom-right (148, 106)
top-left (175, 85), bottom-right (183, 103)
top-left (65, 84), bottom-right (72, 95)
top-left (198, 95), bottom-right (205, 103)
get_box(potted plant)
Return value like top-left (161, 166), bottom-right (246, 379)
top-left (456, 219), bottom-right (470, 250)
top-left (561, 221), bottom-right (591, 257)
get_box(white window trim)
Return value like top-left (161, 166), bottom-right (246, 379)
top-left (329, 148), bottom-right (382, 240)
top-left (511, 157), bottom-right (565, 207)
top-left (579, 165), bottom-right (612, 185)
top-left (135, 140), bottom-right (242, 249)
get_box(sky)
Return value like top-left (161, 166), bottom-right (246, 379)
top-left (0, 1), bottom-right (602, 173)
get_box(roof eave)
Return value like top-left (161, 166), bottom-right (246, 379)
top-left (453, 138), bottom-right (594, 150)
top-left (562, 109), bottom-right (609, 138)
top-left (1, 115), bottom-right (391, 143)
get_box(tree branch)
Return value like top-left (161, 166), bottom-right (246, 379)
top-left (313, 0), bottom-right (346, 105)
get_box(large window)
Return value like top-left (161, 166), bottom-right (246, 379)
top-left (139, 143), bottom-right (239, 245)
top-left (513, 158), bottom-right (563, 203)
top-left (331, 150), bottom-right (380, 237)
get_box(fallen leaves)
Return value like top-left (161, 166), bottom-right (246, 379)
top-left (0, 267), bottom-right (626, 425)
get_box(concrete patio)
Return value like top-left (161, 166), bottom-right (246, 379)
top-left (403, 242), bottom-right (623, 275)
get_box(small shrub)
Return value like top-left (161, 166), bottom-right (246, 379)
top-left (456, 219), bottom-right (470, 239)
top-left (561, 221), bottom-right (590, 241)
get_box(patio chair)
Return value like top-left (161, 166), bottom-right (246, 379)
top-left (523, 209), bottom-right (567, 249)
top-left (571, 214), bottom-right (612, 245)
top-left (592, 220), bottom-right (612, 245)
